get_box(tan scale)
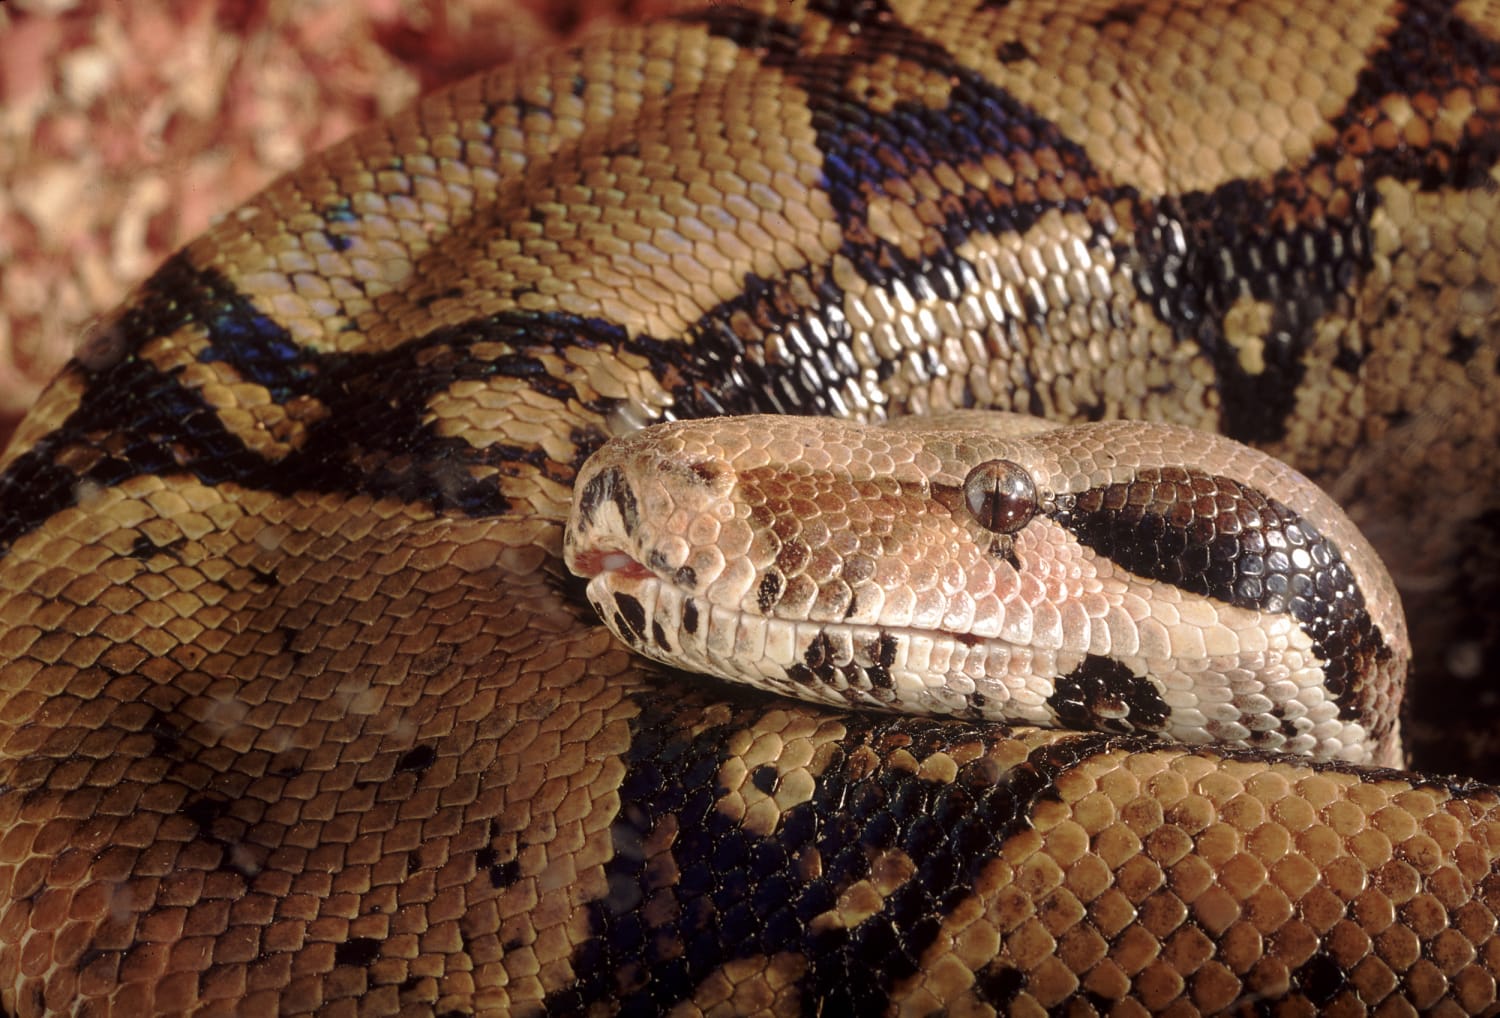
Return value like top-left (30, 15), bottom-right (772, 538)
top-left (3, 0), bottom-right (1500, 1014)
top-left (913, 0), bottom-right (1395, 196)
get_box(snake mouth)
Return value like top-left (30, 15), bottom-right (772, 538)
top-left (578, 545), bottom-right (993, 659)
top-left (580, 552), bottom-right (1387, 764)
top-left (581, 562), bottom-right (1048, 721)
top-left (569, 548), bottom-right (654, 581)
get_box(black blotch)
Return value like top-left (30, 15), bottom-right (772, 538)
top-left (179, 794), bottom-right (260, 880)
top-left (321, 200), bottom-right (357, 252)
top-left (995, 40), bottom-right (1030, 63)
top-left (751, 765), bottom-right (780, 794)
top-left (144, 708), bottom-right (185, 758)
top-left (975, 966), bottom-right (1026, 1005)
top-left (682, 599), bottom-right (700, 635)
top-left (75, 947), bottom-right (109, 973)
top-left (987, 537), bottom-right (1021, 570)
top-left (614, 593), bottom-right (647, 640)
top-left (1092, 3), bottom-right (1143, 28)
top-left (396, 744), bottom-right (436, 773)
top-left (803, 632), bottom-right (836, 673)
top-left (788, 631), bottom-right (842, 692)
top-left (1048, 656), bottom-right (1170, 734)
top-left (180, 795), bottom-right (230, 831)
top-left (807, 0), bottom-right (895, 23)
top-left (334, 937), bottom-right (382, 967)
top-left (415, 287), bottom-right (466, 309)
top-left (478, 845), bottom-right (520, 889)
top-left (129, 536), bottom-right (157, 559)
top-left (688, 461), bottom-right (725, 486)
top-left (249, 565), bottom-right (280, 587)
top-left (1295, 951), bottom-right (1345, 1005)
top-left (651, 621), bottom-right (671, 652)
top-left (865, 632), bottom-right (898, 689)
top-left (268, 754), bottom-right (302, 779)
top-left (1129, 189), bottom-right (1360, 443)
top-left (1332, 344), bottom-right (1366, 374)
top-left (757, 571), bottom-right (785, 613)
top-left (681, 4), bottom-right (803, 58)
top-left (673, 565), bottom-right (698, 589)
top-left (1449, 329), bottom-right (1481, 364)
top-left (281, 626), bottom-right (307, 664)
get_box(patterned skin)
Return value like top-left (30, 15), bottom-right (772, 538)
top-left (0, 0), bottom-right (1498, 1014)
top-left (565, 414), bottom-right (1408, 765)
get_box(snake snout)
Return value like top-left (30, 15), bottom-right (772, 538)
top-left (564, 462), bottom-right (646, 580)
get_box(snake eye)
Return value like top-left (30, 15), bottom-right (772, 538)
top-left (962, 459), bottom-right (1038, 534)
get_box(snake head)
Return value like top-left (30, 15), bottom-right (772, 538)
top-left (565, 414), bottom-right (1410, 767)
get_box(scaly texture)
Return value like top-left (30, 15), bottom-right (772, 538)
top-left (0, 0), bottom-right (1499, 1014)
top-left (564, 414), bottom-right (1410, 766)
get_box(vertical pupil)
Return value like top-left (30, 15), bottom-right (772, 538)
top-left (962, 459), bottom-right (1038, 534)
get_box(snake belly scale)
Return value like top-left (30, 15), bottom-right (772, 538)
top-left (1, 0), bottom-right (1500, 1014)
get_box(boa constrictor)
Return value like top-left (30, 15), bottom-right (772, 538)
top-left (1, 0), bottom-right (1500, 1014)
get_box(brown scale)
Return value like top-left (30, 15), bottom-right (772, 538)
top-left (2, 0), bottom-right (1500, 1014)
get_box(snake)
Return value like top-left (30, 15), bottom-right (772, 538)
top-left (0, 0), bottom-right (1499, 1013)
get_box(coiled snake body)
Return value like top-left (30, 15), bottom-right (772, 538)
top-left (2, 0), bottom-right (1500, 1014)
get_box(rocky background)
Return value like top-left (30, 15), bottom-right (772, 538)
top-left (0, 0), bottom-right (673, 444)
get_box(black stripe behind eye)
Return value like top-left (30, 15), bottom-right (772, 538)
top-left (1050, 467), bottom-right (1327, 613)
top-left (1048, 466), bottom-right (1391, 721)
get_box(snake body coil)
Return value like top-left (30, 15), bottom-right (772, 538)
top-left (2, 0), bottom-right (1500, 1014)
